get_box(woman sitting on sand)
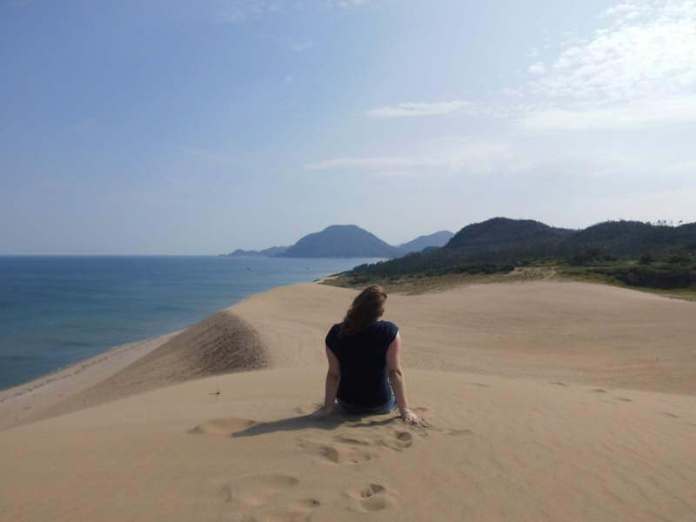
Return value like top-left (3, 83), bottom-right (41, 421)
top-left (316, 285), bottom-right (421, 425)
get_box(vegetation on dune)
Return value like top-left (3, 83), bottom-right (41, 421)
top-left (562, 252), bottom-right (696, 290)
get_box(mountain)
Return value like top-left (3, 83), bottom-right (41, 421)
top-left (350, 217), bottom-right (570, 277)
top-left (558, 221), bottom-right (696, 257)
top-left (224, 246), bottom-right (288, 257)
top-left (223, 227), bottom-right (455, 259)
top-left (348, 217), bottom-right (696, 279)
top-left (280, 225), bottom-right (400, 258)
top-left (445, 217), bottom-right (574, 258)
top-left (222, 218), bottom-right (696, 273)
top-left (398, 230), bottom-right (454, 254)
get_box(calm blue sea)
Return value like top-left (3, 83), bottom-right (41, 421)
top-left (0, 256), bottom-right (375, 391)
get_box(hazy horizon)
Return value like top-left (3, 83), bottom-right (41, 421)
top-left (3, 0), bottom-right (695, 255)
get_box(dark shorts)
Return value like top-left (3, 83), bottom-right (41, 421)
top-left (337, 391), bottom-right (396, 416)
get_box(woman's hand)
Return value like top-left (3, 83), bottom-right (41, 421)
top-left (400, 408), bottom-right (421, 425)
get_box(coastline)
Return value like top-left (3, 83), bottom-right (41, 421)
top-left (0, 255), bottom-right (370, 394)
top-left (0, 274), bottom-right (352, 431)
top-left (0, 331), bottom-right (179, 431)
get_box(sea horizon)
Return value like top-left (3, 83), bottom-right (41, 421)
top-left (0, 255), bottom-right (378, 391)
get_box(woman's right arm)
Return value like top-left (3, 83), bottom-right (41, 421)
top-left (319, 346), bottom-right (341, 416)
top-left (386, 333), bottom-right (420, 425)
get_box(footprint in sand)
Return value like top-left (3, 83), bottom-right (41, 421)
top-left (299, 438), bottom-right (376, 464)
top-left (615, 397), bottom-right (633, 402)
top-left (333, 434), bottom-right (372, 446)
top-left (299, 426), bottom-right (418, 463)
top-left (189, 417), bottom-right (256, 436)
top-left (219, 473), bottom-right (300, 507)
top-left (346, 483), bottom-right (397, 512)
top-left (446, 428), bottom-right (473, 437)
top-left (592, 388), bottom-right (607, 394)
top-left (368, 429), bottom-right (416, 451)
top-left (246, 503), bottom-right (318, 522)
top-left (217, 474), bottom-right (320, 522)
top-left (293, 403), bottom-right (322, 415)
top-left (294, 498), bottom-right (322, 509)
top-left (386, 430), bottom-right (414, 450)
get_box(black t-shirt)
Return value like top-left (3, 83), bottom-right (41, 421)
top-left (325, 320), bottom-right (399, 408)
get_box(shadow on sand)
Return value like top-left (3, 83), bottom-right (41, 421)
top-left (232, 412), bottom-right (400, 438)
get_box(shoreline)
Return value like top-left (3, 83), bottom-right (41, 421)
top-left (0, 255), bottom-right (366, 396)
top-left (0, 258), bottom-right (354, 427)
top-left (0, 331), bottom-right (179, 431)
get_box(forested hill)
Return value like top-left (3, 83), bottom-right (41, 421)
top-left (347, 218), bottom-right (696, 287)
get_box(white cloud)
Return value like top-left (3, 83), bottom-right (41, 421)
top-left (370, 2), bottom-right (696, 130)
top-left (530, 0), bottom-right (696, 102)
top-left (528, 62), bottom-right (546, 75)
top-left (305, 140), bottom-right (513, 175)
top-left (307, 1), bottom-right (696, 184)
top-left (367, 100), bottom-right (472, 118)
top-left (522, 0), bottom-right (696, 128)
top-left (520, 95), bottom-right (696, 130)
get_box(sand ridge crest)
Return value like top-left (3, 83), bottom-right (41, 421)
top-left (20, 310), bottom-right (268, 426)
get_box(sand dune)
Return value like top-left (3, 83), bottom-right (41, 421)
top-left (0, 311), bottom-right (264, 429)
top-left (0, 332), bottom-right (178, 431)
top-left (2, 369), bottom-right (695, 521)
top-left (2, 280), bottom-right (696, 521)
top-left (234, 281), bottom-right (696, 394)
top-left (37, 311), bottom-right (266, 420)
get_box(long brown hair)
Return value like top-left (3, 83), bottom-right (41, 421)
top-left (341, 285), bottom-right (387, 335)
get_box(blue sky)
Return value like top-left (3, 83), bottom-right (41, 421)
top-left (2, 0), bottom-right (695, 254)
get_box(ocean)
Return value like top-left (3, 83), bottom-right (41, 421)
top-left (0, 255), bottom-right (376, 391)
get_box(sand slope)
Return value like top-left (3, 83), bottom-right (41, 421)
top-left (2, 281), bottom-right (696, 521)
top-left (0, 332), bottom-right (178, 431)
top-left (2, 369), bottom-right (695, 521)
top-left (0, 312), bottom-right (264, 430)
top-left (234, 281), bottom-right (696, 394)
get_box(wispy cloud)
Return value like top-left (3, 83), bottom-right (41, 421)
top-left (214, 0), bottom-right (377, 23)
top-left (329, 0), bottom-right (377, 7)
top-left (308, 1), bottom-right (696, 179)
top-left (290, 40), bottom-right (313, 52)
top-left (521, 0), bottom-right (696, 129)
top-left (367, 100), bottom-right (472, 118)
top-left (527, 62), bottom-right (546, 75)
top-left (305, 139), bottom-right (512, 175)
top-left (214, 0), bottom-right (282, 24)
top-left (531, 1), bottom-right (696, 101)
top-left (520, 95), bottom-right (696, 130)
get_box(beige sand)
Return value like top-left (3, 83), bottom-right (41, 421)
top-left (1, 281), bottom-right (696, 521)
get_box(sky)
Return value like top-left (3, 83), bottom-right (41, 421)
top-left (1, 0), bottom-right (695, 254)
